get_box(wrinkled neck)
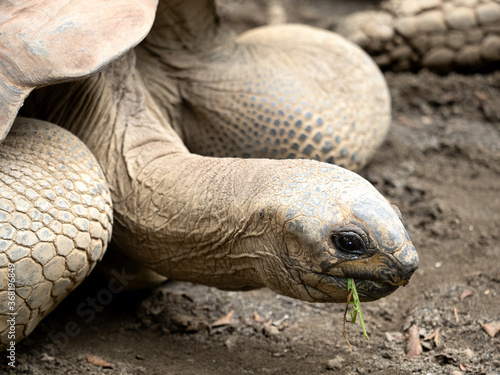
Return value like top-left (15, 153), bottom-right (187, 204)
top-left (144, 0), bottom-right (220, 52)
top-left (22, 51), bottom-right (281, 291)
top-left (117, 154), bottom-right (285, 290)
top-left (22, 53), bottom-right (187, 190)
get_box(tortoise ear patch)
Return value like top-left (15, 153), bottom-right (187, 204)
top-left (0, 0), bottom-right (157, 142)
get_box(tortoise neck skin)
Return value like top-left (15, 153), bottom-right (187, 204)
top-left (22, 51), bottom-right (418, 302)
top-left (143, 0), bottom-right (224, 53)
top-left (135, 0), bottom-right (236, 138)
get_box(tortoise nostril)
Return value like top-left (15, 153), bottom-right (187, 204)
top-left (393, 242), bottom-right (419, 278)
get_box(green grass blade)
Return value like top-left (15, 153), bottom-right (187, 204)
top-left (348, 278), bottom-right (369, 340)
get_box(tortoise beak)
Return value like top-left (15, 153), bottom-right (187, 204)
top-left (364, 241), bottom-right (419, 287)
top-left (325, 241), bottom-right (419, 301)
top-left (391, 241), bottom-right (419, 284)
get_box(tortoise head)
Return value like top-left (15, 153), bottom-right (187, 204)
top-left (262, 162), bottom-right (418, 303)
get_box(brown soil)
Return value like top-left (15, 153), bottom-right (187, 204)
top-left (2, 1), bottom-right (499, 374)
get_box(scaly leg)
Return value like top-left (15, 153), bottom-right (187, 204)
top-left (0, 118), bottom-right (112, 350)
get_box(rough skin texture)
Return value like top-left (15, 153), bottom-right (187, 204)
top-left (171, 25), bottom-right (389, 169)
top-left (0, 0), bottom-right (418, 351)
top-left (137, 6), bottom-right (391, 171)
top-left (0, 119), bottom-right (112, 349)
top-left (16, 47), bottom-right (415, 349)
top-left (336, 0), bottom-right (500, 72)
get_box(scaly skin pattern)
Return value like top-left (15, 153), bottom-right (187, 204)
top-left (0, 119), bottom-right (112, 350)
top-left (22, 51), bottom-right (417, 307)
top-left (337, 0), bottom-right (500, 72)
top-left (138, 24), bottom-right (391, 171)
top-left (110, 154), bottom-right (418, 303)
top-left (1, 0), bottom-right (418, 350)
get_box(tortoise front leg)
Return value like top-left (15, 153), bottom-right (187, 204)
top-left (0, 118), bottom-right (112, 350)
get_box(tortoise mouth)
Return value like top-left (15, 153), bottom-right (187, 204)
top-left (317, 250), bottom-right (417, 302)
top-left (333, 276), bottom-right (401, 302)
top-left (351, 279), bottom-right (400, 301)
top-left (321, 246), bottom-right (418, 299)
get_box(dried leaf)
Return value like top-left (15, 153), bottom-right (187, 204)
top-left (398, 115), bottom-right (420, 128)
top-left (406, 324), bottom-right (423, 359)
top-left (475, 91), bottom-right (487, 101)
top-left (422, 329), bottom-right (438, 340)
top-left (253, 311), bottom-right (264, 322)
top-left (460, 363), bottom-right (467, 371)
top-left (423, 328), bottom-right (440, 347)
top-left (40, 353), bottom-right (55, 362)
top-left (434, 329), bottom-right (440, 347)
top-left (481, 321), bottom-right (500, 337)
top-left (87, 356), bottom-right (113, 368)
top-left (418, 327), bottom-right (429, 337)
top-left (454, 307), bottom-right (459, 323)
top-left (212, 310), bottom-right (234, 327)
top-left (460, 289), bottom-right (473, 300)
top-left (272, 314), bottom-right (289, 327)
top-left (465, 271), bottom-right (481, 278)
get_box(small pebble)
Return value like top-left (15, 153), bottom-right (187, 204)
top-left (326, 356), bottom-right (345, 370)
top-left (263, 325), bottom-right (280, 338)
top-left (421, 116), bottom-right (433, 125)
top-left (224, 336), bottom-right (238, 350)
top-left (463, 348), bottom-right (475, 358)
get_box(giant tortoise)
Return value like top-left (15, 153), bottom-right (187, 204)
top-left (0, 0), bottom-right (419, 350)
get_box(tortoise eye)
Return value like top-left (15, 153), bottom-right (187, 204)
top-left (333, 233), bottom-right (365, 254)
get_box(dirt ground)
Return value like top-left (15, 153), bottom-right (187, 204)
top-left (2, 1), bottom-right (499, 374)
